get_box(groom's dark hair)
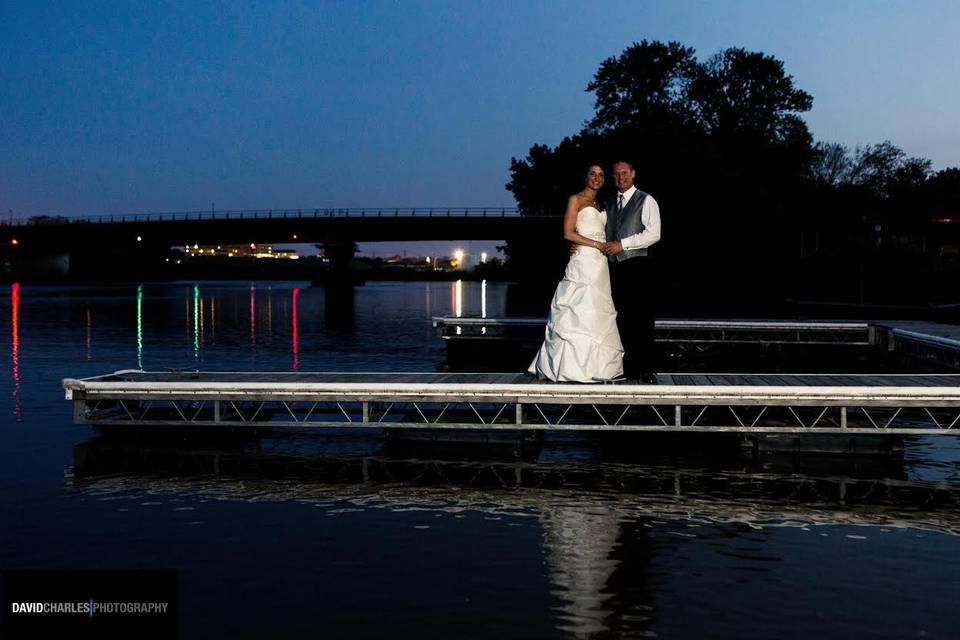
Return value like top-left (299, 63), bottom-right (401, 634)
top-left (612, 159), bottom-right (635, 170)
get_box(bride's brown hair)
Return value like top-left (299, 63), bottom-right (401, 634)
top-left (584, 163), bottom-right (607, 211)
top-left (584, 163), bottom-right (604, 181)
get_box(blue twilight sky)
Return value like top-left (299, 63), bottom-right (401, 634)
top-left (2, 1), bottom-right (958, 257)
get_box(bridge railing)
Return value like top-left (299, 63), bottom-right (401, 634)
top-left (4, 207), bottom-right (528, 226)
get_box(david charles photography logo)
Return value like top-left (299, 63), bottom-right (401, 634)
top-left (10, 600), bottom-right (170, 616)
top-left (2, 569), bottom-right (178, 639)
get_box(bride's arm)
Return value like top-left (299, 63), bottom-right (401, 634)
top-left (562, 196), bottom-right (604, 250)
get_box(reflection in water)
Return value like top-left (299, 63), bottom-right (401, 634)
top-left (292, 287), bottom-right (300, 371)
top-left (209, 296), bottom-right (215, 341)
top-left (69, 436), bottom-right (960, 638)
top-left (199, 286), bottom-right (205, 346)
top-left (136, 285), bottom-right (143, 369)
top-left (193, 285), bottom-right (200, 360)
top-left (85, 306), bottom-right (92, 361)
top-left (53, 281), bottom-right (508, 377)
top-left (49, 284), bottom-right (360, 370)
top-left (323, 286), bottom-right (355, 330)
top-left (267, 286), bottom-right (273, 338)
top-left (542, 506), bottom-right (626, 636)
top-left (481, 279), bottom-right (487, 319)
top-left (455, 279), bottom-right (462, 318)
top-left (249, 284), bottom-right (256, 348)
top-left (10, 283), bottom-right (20, 420)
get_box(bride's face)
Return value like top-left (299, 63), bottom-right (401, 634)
top-left (585, 166), bottom-right (604, 190)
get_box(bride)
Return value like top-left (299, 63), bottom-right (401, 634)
top-left (528, 164), bottom-right (624, 382)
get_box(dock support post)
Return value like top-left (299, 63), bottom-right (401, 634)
top-left (675, 405), bottom-right (682, 427)
top-left (840, 407), bottom-right (847, 429)
top-left (362, 402), bottom-right (370, 425)
top-left (515, 403), bottom-right (523, 425)
top-left (73, 399), bottom-right (88, 424)
top-left (214, 401), bottom-right (220, 423)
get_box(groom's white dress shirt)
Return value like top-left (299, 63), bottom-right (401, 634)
top-left (617, 185), bottom-right (661, 251)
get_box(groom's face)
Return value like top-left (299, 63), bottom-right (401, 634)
top-left (612, 162), bottom-right (635, 193)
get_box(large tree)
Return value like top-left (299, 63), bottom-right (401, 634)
top-left (506, 41), bottom-right (819, 309)
top-left (508, 41), bottom-right (818, 214)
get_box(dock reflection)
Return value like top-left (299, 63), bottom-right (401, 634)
top-left (70, 435), bottom-right (960, 637)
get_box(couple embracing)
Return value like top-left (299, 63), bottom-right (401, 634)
top-left (528, 161), bottom-right (661, 384)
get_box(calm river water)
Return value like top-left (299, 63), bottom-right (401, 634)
top-left (1, 281), bottom-right (958, 638)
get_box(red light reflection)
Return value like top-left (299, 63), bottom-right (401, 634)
top-left (249, 285), bottom-right (256, 347)
top-left (292, 288), bottom-right (300, 371)
top-left (11, 283), bottom-right (21, 420)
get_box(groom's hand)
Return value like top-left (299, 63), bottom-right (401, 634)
top-left (605, 241), bottom-right (624, 256)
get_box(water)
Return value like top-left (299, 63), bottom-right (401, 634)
top-left (2, 281), bottom-right (959, 638)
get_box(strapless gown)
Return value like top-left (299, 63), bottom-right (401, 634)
top-left (528, 206), bottom-right (624, 382)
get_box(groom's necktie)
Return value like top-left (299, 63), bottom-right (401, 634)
top-left (617, 194), bottom-right (624, 214)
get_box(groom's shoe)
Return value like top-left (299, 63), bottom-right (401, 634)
top-left (640, 372), bottom-right (658, 385)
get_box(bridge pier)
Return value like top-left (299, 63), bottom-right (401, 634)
top-left (313, 240), bottom-right (364, 287)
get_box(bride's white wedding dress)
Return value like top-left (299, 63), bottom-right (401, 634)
top-left (528, 206), bottom-right (624, 382)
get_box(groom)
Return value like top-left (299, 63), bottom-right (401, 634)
top-left (604, 160), bottom-right (661, 384)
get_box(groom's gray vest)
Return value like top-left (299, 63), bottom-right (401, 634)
top-left (606, 190), bottom-right (648, 262)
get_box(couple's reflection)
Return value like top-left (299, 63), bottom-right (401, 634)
top-left (70, 433), bottom-right (960, 638)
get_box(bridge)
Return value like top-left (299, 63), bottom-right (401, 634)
top-left (0, 207), bottom-right (557, 280)
top-left (2, 207), bottom-right (554, 246)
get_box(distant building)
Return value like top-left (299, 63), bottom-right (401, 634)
top-left (184, 244), bottom-right (299, 259)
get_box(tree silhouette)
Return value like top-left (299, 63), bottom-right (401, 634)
top-left (689, 48), bottom-right (812, 144)
top-left (586, 40), bottom-right (698, 133)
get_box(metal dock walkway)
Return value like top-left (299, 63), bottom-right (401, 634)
top-left (434, 317), bottom-right (960, 369)
top-left (433, 318), bottom-right (874, 344)
top-left (63, 371), bottom-right (960, 435)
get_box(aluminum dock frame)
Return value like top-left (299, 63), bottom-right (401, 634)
top-left (63, 371), bottom-right (960, 436)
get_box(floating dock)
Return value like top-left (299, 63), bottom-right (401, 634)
top-left (433, 317), bottom-right (960, 370)
top-left (63, 370), bottom-right (960, 435)
top-left (434, 318), bottom-right (874, 344)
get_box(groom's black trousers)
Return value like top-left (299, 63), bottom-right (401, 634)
top-left (610, 256), bottom-right (657, 377)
